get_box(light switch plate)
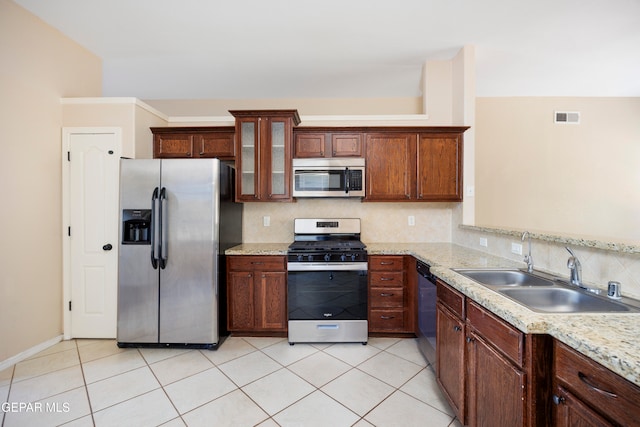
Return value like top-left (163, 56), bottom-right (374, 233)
top-left (408, 215), bottom-right (415, 226)
top-left (479, 237), bottom-right (488, 247)
top-left (263, 216), bottom-right (270, 227)
top-left (511, 242), bottom-right (523, 255)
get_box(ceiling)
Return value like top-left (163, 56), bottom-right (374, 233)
top-left (14, 0), bottom-right (640, 100)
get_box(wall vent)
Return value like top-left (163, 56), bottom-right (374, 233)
top-left (554, 111), bottom-right (580, 124)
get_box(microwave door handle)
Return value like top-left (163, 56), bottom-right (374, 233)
top-left (345, 167), bottom-right (350, 193)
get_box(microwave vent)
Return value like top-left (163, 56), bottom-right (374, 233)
top-left (554, 111), bottom-right (580, 124)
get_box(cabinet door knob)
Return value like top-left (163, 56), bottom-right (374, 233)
top-left (466, 336), bottom-right (474, 343)
top-left (453, 326), bottom-right (462, 332)
top-left (552, 394), bottom-right (565, 405)
top-left (186, 152), bottom-right (191, 157)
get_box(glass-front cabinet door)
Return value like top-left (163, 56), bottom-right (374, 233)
top-left (230, 110), bottom-right (300, 202)
top-left (239, 119), bottom-right (258, 199)
top-left (269, 120), bottom-right (286, 199)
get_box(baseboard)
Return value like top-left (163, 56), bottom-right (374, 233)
top-left (0, 335), bottom-right (64, 372)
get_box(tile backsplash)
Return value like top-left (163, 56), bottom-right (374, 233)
top-left (453, 226), bottom-right (640, 300)
top-left (240, 200), bottom-right (640, 300)
top-left (242, 199), bottom-right (456, 243)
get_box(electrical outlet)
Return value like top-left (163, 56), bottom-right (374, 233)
top-left (408, 215), bottom-right (415, 226)
top-left (511, 242), bottom-right (523, 255)
top-left (479, 237), bottom-right (488, 247)
top-left (466, 185), bottom-right (475, 197)
top-left (263, 216), bottom-right (270, 227)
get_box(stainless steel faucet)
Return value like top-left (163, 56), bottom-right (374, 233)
top-left (565, 247), bottom-right (584, 288)
top-left (522, 231), bottom-right (533, 272)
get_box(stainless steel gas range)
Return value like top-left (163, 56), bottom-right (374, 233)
top-left (287, 218), bottom-right (368, 344)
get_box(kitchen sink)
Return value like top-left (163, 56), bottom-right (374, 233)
top-left (499, 287), bottom-right (637, 313)
top-left (453, 269), bottom-right (555, 287)
top-left (452, 268), bottom-right (640, 314)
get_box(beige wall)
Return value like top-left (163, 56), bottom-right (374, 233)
top-left (0, 0), bottom-right (101, 362)
top-left (145, 97), bottom-right (423, 117)
top-left (475, 97), bottom-right (640, 243)
top-left (62, 99), bottom-right (168, 159)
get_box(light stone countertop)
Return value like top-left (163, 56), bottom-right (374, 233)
top-left (226, 242), bottom-right (640, 386)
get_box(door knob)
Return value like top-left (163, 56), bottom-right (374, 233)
top-left (103, 244), bottom-right (113, 251)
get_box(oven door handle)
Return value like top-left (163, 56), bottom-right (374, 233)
top-left (287, 262), bottom-right (368, 272)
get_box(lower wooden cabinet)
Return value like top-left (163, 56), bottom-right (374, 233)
top-left (436, 298), bottom-right (466, 421)
top-left (368, 255), bottom-right (416, 334)
top-left (227, 256), bottom-right (287, 333)
top-left (435, 279), bottom-right (553, 427)
top-left (553, 340), bottom-right (640, 427)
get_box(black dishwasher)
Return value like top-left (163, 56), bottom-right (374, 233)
top-left (416, 261), bottom-right (437, 367)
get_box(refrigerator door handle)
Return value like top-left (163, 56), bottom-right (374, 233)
top-left (159, 187), bottom-right (168, 269)
top-left (150, 187), bottom-right (160, 269)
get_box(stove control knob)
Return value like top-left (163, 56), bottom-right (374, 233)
top-left (307, 254), bottom-right (314, 261)
top-left (324, 253), bottom-right (331, 262)
top-left (297, 254), bottom-right (304, 262)
top-left (351, 254), bottom-right (357, 261)
top-left (340, 254), bottom-right (347, 262)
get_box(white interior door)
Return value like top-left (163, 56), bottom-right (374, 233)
top-left (67, 130), bottom-right (121, 338)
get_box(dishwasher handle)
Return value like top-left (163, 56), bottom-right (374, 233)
top-left (417, 261), bottom-right (437, 284)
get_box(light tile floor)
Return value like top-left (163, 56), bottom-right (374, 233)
top-left (0, 337), bottom-right (462, 427)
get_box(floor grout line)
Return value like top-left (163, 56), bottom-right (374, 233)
top-left (4, 337), bottom-right (459, 427)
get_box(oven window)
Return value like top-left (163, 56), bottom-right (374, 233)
top-left (294, 171), bottom-right (345, 192)
top-left (288, 270), bottom-right (368, 320)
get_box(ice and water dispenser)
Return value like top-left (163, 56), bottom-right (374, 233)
top-left (122, 210), bottom-right (151, 244)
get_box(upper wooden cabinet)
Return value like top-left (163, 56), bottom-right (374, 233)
top-left (151, 127), bottom-right (235, 159)
top-left (364, 127), bottom-right (467, 202)
top-left (417, 133), bottom-right (463, 201)
top-left (293, 129), bottom-right (363, 158)
top-left (229, 110), bottom-right (300, 202)
top-left (365, 132), bottom-right (416, 201)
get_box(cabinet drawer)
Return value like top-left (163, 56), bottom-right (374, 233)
top-left (436, 279), bottom-right (464, 318)
top-left (555, 340), bottom-right (640, 426)
top-left (370, 287), bottom-right (404, 308)
top-left (227, 256), bottom-right (286, 271)
top-left (369, 309), bottom-right (405, 330)
top-left (369, 271), bottom-right (404, 287)
top-left (368, 255), bottom-right (404, 271)
top-left (467, 300), bottom-right (524, 367)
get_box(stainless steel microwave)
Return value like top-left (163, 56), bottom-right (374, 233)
top-left (292, 158), bottom-right (365, 198)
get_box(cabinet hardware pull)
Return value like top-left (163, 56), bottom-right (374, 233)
top-left (380, 261), bottom-right (393, 265)
top-left (466, 336), bottom-right (474, 343)
top-left (380, 315), bottom-right (395, 320)
top-left (552, 394), bottom-right (565, 405)
top-left (186, 152), bottom-right (191, 157)
top-left (380, 293), bottom-right (394, 297)
top-left (199, 151), bottom-right (204, 155)
top-left (380, 277), bottom-right (393, 281)
top-left (251, 262), bottom-right (264, 265)
top-left (453, 326), bottom-right (462, 332)
top-left (578, 372), bottom-right (618, 398)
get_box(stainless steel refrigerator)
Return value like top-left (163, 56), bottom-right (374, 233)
top-left (117, 158), bottom-right (242, 349)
